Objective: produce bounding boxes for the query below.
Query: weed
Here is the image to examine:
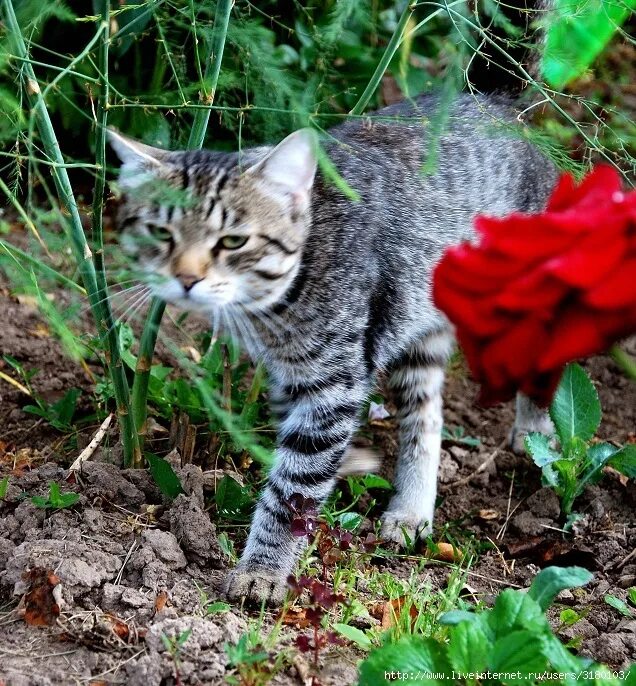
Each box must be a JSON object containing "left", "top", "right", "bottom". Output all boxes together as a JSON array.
[
  {"left": 161, "top": 628, "right": 192, "bottom": 686},
  {"left": 525, "top": 363, "right": 636, "bottom": 517},
  {"left": 358, "top": 566, "right": 624, "bottom": 685},
  {"left": 31, "top": 482, "right": 80, "bottom": 510},
  {"left": 604, "top": 594, "right": 633, "bottom": 618},
  {"left": 224, "top": 627, "right": 286, "bottom": 686},
  {"left": 2, "top": 356, "right": 81, "bottom": 433},
  {"left": 194, "top": 581, "right": 231, "bottom": 616}
]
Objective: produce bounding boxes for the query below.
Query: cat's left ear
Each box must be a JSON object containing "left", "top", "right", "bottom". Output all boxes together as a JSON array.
[
  {"left": 250, "top": 129, "right": 317, "bottom": 208},
  {"left": 107, "top": 128, "right": 170, "bottom": 190}
]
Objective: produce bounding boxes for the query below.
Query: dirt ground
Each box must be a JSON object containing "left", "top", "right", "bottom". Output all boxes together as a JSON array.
[{"left": 1, "top": 269, "right": 636, "bottom": 685}]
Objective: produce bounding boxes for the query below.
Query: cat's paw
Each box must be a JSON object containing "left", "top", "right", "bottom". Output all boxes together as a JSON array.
[
  {"left": 380, "top": 511, "right": 431, "bottom": 548},
  {"left": 223, "top": 566, "right": 289, "bottom": 606},
  {"left": 508, "top": 420, "right": 555, "bottom": 455}
]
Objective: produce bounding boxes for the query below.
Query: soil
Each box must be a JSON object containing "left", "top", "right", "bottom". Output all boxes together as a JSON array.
[{"left": 1, "top": 265, "right": 636, "bottom": 685}]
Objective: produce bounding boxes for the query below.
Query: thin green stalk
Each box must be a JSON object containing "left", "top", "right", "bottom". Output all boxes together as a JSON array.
[
  {"left": 349, "top": 2, "right": 416, "bottom": 115},
  {"left": 0, "top": 240, "right": 86, "bottom": 294},
  {"left": 187, "top": 0, "right": 233, "bottom": 149},
  {"left": 91, "top": 0, "right": 142, "bottom": 466},
  {"left": 2, "top": 0, "right": 139, "bottom": 465},
  {"left": 131, "top": 298, "right": 166, "bottom": 446},
  {"left": 129, "top": 0, "right": 234, "bottom": 450},
  {"left": 610, "top": 344, "right": 636, "bottom": 381}
]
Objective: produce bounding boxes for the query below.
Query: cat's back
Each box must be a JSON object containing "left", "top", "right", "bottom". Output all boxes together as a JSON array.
[{"left": 321, "top": 92, "right": 557, "bottom": 234}]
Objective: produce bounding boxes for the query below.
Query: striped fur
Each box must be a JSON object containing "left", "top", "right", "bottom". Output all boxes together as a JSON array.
[{"left": 110, "top": 93, "right": 558, "bottom": 605}]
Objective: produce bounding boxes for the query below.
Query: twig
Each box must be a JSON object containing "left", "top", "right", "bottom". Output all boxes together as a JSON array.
[
  {"left": 0, "top": 370, "right": 31, "bottom": 396},
  {"left": 115, "top": 539, "right": 139, "bottom": 585},
  {"left": 68, "top": 413, "right": 113, "bottom": 474}
]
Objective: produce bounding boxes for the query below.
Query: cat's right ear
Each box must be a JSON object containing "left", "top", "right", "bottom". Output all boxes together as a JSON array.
[{"left": 107, "top": 128, "right": 168, "bottom": 190}]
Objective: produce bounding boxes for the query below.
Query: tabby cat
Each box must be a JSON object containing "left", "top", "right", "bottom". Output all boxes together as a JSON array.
[{"left": 109, "top": 92, "right": 557, "bottom": 604}]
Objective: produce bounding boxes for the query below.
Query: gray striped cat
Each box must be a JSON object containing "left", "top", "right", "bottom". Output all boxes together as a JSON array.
[{"left": 109, "top": 93, "right": 557, "bottom": 604}]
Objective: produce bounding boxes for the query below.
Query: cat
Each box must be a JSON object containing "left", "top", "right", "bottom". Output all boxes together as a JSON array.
[{"left": 108, "top": 92, "right": 557, "bottom": 605}]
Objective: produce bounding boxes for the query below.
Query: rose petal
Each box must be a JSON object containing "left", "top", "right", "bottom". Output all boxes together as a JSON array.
[{"left": 584, "top": 258, "right": 636, "bottom": 308}]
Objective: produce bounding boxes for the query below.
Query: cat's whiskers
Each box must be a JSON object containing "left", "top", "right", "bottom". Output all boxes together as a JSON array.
[
  {"left": 100, "top": 286, "right": 152, "bottom": 338},
  {"left": 78, "top": 283, "right": 147, "bottom": 318}
]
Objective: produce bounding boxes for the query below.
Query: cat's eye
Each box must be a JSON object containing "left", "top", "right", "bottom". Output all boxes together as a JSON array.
[
  {"left": 146, "top": 223, "right": 173, "bottom": 243},
  {"left": 219, "top": 235, "right": 249, "bottom": 250}
]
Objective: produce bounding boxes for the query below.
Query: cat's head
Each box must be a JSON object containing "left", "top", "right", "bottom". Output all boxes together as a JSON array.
[{"left": 108, "top": 129, "right": 317, "bottom": 313}]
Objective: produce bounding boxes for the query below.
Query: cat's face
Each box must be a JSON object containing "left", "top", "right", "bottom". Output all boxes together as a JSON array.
[{"left": 108, "top": 129, "right": 316, "bottom": 313}]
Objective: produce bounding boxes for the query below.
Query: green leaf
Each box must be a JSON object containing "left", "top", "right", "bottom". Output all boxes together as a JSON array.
[
  {"left": 358, "top": 636, "right": 452, "bottom": 686},
  {"left": 337, "top": 512, "right": 363, "bottom": 531},
  {"left": 51, "top": 388, "right": 80, "bottom": 427},
  {"left": 0, "top": 476, "right": 8, "bottom": 499},
  {"left": 604, "top": 594, "right": 633, "bottom": 618},
  {"left": 587, "top": 442, "right": 618, "bottom": 467},
  {"left": 538, "top": 633, "right": 584, "bottom": 684},
  {"left": 525, "top": 433, "right": 562, "bottom": 467},
  {"left": 550, "top": 364, "right": 601, "bottom": 446},
  {"left": 332, "top": 623, "right": 373, "bottom": 651},
  {"left": 439, "top": 609, "right": 478, "bottom": 626},
  {"left": 361, "top": 474, "right": 392, "bottom": 490},
  {"left": 31, "top": 482, "right": 80, "bottom": 510},
  {"left": 447, "top": 619, "right": 490, "bottom": 673},
  {"left": 146, "top": 453, "right": 184, "bottom": 500},
  {"left": 542, "top": 0, "right": 636, "bottom": 89},
  {"left": 628, "top": 587, "right": 636, "bottom": 607},
  {"left": 488, "top": 589, "right": 547, "bottom": 639},
  {"left": 608, "top": 445, "right": 636, "bottom": 479},
  {"left": 489, "top": 630, "right": 548, "bottom": 679},
  {"left": 559, "top": 608, "right": 582, "bottom": 627},
  {"left": 215, "top": 475, "right": 254, "bottom": 522},
  {"left": 206, "top": 601, "right": 231, "bottom": 615},
  {"left": 528, "top": 566, "right": 593, "bottom": 611}
]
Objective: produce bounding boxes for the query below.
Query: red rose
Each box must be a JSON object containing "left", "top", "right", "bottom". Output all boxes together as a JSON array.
[{"left": 432, "top": 165, "right": 636, "bottom": 406}]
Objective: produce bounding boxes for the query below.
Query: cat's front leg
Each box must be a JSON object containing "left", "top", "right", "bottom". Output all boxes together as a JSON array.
[{"left": 223, "top": 367, "right": 367, "bottom": 605}]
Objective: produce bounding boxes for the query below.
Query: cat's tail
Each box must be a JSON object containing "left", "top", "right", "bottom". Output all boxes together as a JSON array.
[{"left": 467, "top": 0, "right": 553, "bottom": 94}]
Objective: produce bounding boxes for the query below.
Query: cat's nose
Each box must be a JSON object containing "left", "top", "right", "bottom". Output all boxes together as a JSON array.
[{"left": 176, "top": 273, "right": 202, "bottom": 292}]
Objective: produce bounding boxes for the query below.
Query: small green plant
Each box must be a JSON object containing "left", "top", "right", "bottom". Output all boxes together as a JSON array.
[
  {"left": 224, "top": 632, "right": 274, "bottom": 686},
  {"left": 0, "top": 476, "right": 9, "bottom": 499},
  {"left": 525, "top": 363, "right": 636, "bottom": 517},
  {"left": 604, "top": 594, "right": 633, "bottom": 618},
  {"left": 2, "top": 356, "right": 80, "bottom": 433},
  {"left": 194, "top": 581, "right": 231, "bottom": 616},
  {"left": 359, "top": 566, "right": 633, "bottom": 685},
  {"left": 442, "top": 425, "right": 481, "bottom": 448},
  {"left": 161, "top": 628, "right": 192, "bottom": 685},
  {"left": 31, "top": 482, "right": 80, "bottom": 510}
]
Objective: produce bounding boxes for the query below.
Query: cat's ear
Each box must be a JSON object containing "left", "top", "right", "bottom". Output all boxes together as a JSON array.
[
  {"left": 250, "top": 129, "right": 317, "bottom": 206},
  {"left": 107, "top": 128, "right": 168, "bottom": 189}
]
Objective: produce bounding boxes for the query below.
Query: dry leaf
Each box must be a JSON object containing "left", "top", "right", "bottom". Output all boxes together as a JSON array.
[
  {"left": 430, "top": 542, "right": 463, "bottom": 562},
  {"left": 477, "top": 509, "right": 500, "bottom": 520},
  {"left": 28, "top": 323, "right": 51, "bottom": 339},
  {"left": 105, "top": 614, "right": 130, "bottom": 640},
  {"left": 22, "top": 568, "right": 61, "bottom": 626},
  {"left": 370, "top": 596, "right": 418, "bottom": 630},
  {"left": 278, "top": 606, "right": 311, "bottom": 629},
  {"left": 154, "top": 590, "right": 169, "bottom": 613}
]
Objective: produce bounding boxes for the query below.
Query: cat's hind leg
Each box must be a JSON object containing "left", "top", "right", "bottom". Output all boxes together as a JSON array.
[
  {"left": 509, "top": 392, "right": 555, "bottom": 454},
  {"left": 380, "top": 329, "right": 454, "bottom": 546}
]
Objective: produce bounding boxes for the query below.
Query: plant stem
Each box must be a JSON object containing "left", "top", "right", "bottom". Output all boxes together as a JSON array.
[
  {"left": 610, "top": 344, "right": 636, "bottom": 381},
  {"left": 128, "top": 0, "right": 234, "bottom": 459},
  {"left": 92, "top": 0, "right": 141, "bottom": 467},
  {"left": 2, "top": 0, "right": 139, "bottom": 465},
  {"left": 131, "top": 298, "right": 166, "bottom": 448},
  {"left": 187, "top": 0, "right": 233, "bottom": 149},
  {"left": 349, "top": 2, "right": 415, "bottom": 116}
]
